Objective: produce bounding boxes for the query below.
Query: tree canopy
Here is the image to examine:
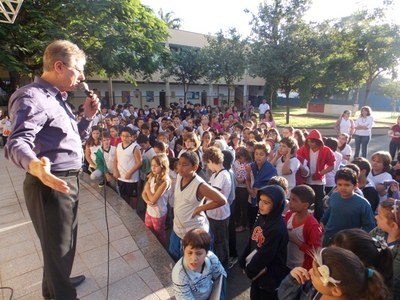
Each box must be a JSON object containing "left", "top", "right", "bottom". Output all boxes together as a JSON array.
[{"left": 0, "top": 0, "right": 169, "bottom": 95}]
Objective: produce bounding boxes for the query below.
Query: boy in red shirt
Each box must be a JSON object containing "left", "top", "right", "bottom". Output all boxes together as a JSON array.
[{"left": 285, "top": 185, "right": 322, "bottom": 270}]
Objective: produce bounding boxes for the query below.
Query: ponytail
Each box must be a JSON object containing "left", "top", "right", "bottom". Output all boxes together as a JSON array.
[{"left": 363, "top": 270, "right": 393, "bottom": 300}]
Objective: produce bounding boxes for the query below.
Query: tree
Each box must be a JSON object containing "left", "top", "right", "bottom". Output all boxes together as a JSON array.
[
  {"left": 0, "top": 0, "right": 169, "bottom": 105},
  {"left": 310, "top": 20, "right": 365, "bottom": 100},
  {"left": 380, "top": 79, "right": 400, "bottom": 113},
  {"left": 248, "top": 0, "right": 314, "bottom": 124},
  {"left": 336, "top": 10, "right": 400, "bottom": 106},
  {"left": 163, "top": 47, "right": 206, "bottom": 103},
  {"left": 202, "top": 29, "right": 247, "bottom": 107},
  {"left": 158, "top": 8, "right": 182, "bottom": 29}
]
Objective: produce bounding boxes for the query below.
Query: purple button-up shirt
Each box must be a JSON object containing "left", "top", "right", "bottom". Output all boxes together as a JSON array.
[{"left": 5, "top": 76, "right": 92, "bottom": 172}]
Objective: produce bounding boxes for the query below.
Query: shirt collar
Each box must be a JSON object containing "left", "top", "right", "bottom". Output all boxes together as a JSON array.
[{"left": 34, "top": 76, "right": 68, "bottom": 102}]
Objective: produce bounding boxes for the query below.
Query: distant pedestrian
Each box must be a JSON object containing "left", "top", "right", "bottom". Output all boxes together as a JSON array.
[{"left": 353, "top": 106, "right": 374, "bottom": 158}]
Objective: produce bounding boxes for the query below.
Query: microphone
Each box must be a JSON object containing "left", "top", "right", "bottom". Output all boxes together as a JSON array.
[
  {"left": 77, "top": 82, "right": 93, "bottom": 97},
  {"left": 78, "top": 82, "right": 101, "bottom": 116}
]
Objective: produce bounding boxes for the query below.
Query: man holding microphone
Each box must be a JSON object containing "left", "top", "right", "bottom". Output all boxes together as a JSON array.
[{"left": 5, "top": 40, "right": 100, "bottom": 300}]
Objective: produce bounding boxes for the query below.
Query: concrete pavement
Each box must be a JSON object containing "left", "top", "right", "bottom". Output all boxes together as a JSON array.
[{"left": 0, "top": 147, "right": 175, "bottom": 300}]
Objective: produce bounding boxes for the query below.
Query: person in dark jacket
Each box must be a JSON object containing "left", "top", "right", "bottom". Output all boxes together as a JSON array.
[{"left": 239, "top": 185, "right": 289, "bottom": 300}]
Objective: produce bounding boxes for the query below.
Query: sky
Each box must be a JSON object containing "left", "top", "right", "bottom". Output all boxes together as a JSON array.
[{"left": 140, "top": 0, "right": 400, "bottom": 37}]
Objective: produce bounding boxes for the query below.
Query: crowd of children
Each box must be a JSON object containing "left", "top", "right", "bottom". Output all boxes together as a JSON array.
[{"left": 79, "top": 101, "right": 400, "bottom": 300}]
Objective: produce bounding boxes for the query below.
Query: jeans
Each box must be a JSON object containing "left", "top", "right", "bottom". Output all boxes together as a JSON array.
[
  {"left": 354, "top": 134, "right": 370, "bottom": 158},
  {"left": 389, "top": 140, "right": 400, "bottom": 160}
]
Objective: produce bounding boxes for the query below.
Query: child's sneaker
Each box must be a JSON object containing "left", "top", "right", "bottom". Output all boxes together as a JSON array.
[{"left": 98, "top": 180, "right": 105, "bottom": 188}]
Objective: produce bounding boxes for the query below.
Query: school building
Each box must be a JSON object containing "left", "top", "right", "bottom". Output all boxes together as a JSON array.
[{"left": 73, "top": 28, "right": 266, "bottom": 109}]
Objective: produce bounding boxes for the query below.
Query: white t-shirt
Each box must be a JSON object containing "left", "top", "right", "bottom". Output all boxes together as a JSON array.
[
  {"left": 206, "top": 169, "right": 231, "bottom": 220},
  {"left": 326, "top": 151, "right": 343, "bottom": 188},
  {"left": 307, "top": 150, "right": 325, "bottom": 185},
  {"left": 116, "top": 142, "right": 139, "bottom": 183},
  {"left": 258, "top": 103, "right": 270, "bottom": 115},
  {"left": 367, "top": 171, "right": 393, "bottom": 202},
  {"left": 339, "top": 118, "right": 352, "bottom": 135},
  {"left": 146, "top": 177, "right": 170, "bottom": 218},
  {"left": 339, "top": 144, "right": 352, "bottom": 165},
  {"left": 97, "top": 146, "right": 116, "bottom": 173},
  {"left": 174, "top": 174, "right": 209, "bottom": 239},
  {"left": 354, "top": 116, "right": 374, "bottom": 136},
  {"left": 286, "top": 213, "right": 306, "bottom": 269},
  {"left": 276, "top": 156, "right": 300, "bottom": 193}
]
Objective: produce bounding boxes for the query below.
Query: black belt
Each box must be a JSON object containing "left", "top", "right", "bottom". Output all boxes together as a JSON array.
[{"left": 52, "top": 169, "right": 81, "bottom": 177}]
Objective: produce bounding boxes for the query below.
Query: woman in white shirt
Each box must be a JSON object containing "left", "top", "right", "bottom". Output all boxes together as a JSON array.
[
  {"left": 334, "top": 110, "right": 355, "bottom": 137},
  {"left": 353, "top": 106, "right": 374, "bottom": 158}
]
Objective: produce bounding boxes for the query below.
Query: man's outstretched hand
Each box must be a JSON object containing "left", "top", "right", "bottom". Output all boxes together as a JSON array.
[{"left": 28, "top": 157, "right": 70, "bottom": 194}]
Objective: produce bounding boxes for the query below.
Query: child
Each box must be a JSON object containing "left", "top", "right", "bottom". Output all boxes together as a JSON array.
[
  {"left": 202, "top": 147, "right": 232, "bottom": 269},
  {"left": 330, "top": 228, "right": 393, "bottom": 289},
  {"left": 113, "top": 127, "right": 142, "bottom": 208},
  {"left": 84, "top": 126, "right": 102, "bottom": 174},
  {"left": 109, "top": 125, "right": 122, "bottom": 146},
  {"left": 233, "top": 147, "right": 252, "bottom": 233},
  {"left": 137, "top": 134, "right": 156, "bottom": 185},
  {"left": 297, "top": 129, "right": 336, "bottom": 222},
  {"left": 169, "top": 151, "right": 227, "bottom": 261},
  {"left": 246, "top": 142, "right": 278, "bottom": 228},
  {"left": 320, "top": 168, "right": 376, "bottom": 246},
  {"left": 239, "top": 185, "right": 289, "bottom": 300},
  {"left": 270, "top": 136, "right": 300, "bottom": 194},
  {"left": 142, "top": 154, "right": 171, "bottom": 245},
  {"left": 285, "top": 185, "right": 322, "bottom": 270},
  {"left": 352, "top": 157, "right": 380, "bottom": 212},
  {"left": 91, "top": 132, "right": 116, "bottom": 188},
  {"left": 370, "top": 198, "right": 400, "bottom": 297},
  {"left": 323, "top": 137, "right": 343, "bottom": 194},
  {"left": 368, "top": 151, "right": 393, "bottom": 202},
  {"left": 172, "top": 228, "right": 227, "bottom": 300},
  {"left": 179, "top": 132, "right": 204, "bottom": 177},
  {"left": 278, "top": 247, "right": 392, "bottom": 300},
  {"left": 337, "top": 133, "right": 352, "bottom": 164}
]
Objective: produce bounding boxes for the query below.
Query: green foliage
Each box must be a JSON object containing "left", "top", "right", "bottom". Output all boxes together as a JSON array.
[
  {"left": 202, "top": 29, "right": 247, "bottom": 105},
  {"left": 0, "top": 0, "right": 169, "bottom": 95},
  {"left": 380, "top": 79, "right": 400, "bottom": 111},
  {"left": 313, "top": 8, "right": 400, "bottom": 105},
  {"left": 248, "top": 0, "right": 314, "bottom": 123},
  {"left": 203, "top": 29, "right": 247, "bottom": 86},
  {"left": 163, "top": 47, "right": 206, "bottom": 102}
]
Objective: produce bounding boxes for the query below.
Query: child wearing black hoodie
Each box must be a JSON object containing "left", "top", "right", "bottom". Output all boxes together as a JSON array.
[{"left": 239, "top": 185, "right": 289, "bottom": 300}]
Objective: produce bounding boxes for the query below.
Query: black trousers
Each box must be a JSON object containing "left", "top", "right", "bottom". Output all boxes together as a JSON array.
[
  {"left": 24, "top": 173, "right": 79, "bottom": 300},
  {"left": 308, "top": 184, "right": 325, "bottom": 222}
]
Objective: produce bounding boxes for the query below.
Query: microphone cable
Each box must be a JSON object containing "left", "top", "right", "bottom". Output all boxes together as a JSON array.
[
  {"left": 0, "top": 287, "right": 13, "bottom": 300},
  {"left": 97, "top": 111, "right": 111, "bottom": 300},
  {"left": 83, "top": 87, "right": 111, "bottom": 300}
]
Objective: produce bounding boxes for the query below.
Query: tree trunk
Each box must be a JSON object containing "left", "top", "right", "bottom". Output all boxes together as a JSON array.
[
  {"left": 363, "top": 78, "right": 373, "bottom": 106},
  {"left": 227, "top": 87, "right": 231, "bottom": 107},
  {"left": 108, "top": 77, "right": 114, "bottom": 106},
  {"left": 286, "top": 94, "right": 290, "bottom": 124}
]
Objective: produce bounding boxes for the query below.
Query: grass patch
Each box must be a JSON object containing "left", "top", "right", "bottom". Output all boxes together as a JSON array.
[{"left": 267, "top": 106, "right": 399, "bottom": 127}]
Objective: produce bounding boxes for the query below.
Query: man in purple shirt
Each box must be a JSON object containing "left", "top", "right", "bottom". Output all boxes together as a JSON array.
[{"left": 5, "top": 40, "right": 100, "bottom": 300}]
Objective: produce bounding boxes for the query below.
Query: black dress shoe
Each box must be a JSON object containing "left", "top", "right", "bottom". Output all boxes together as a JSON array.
[{"left": 70, "top": 275, "right": 86, "bottom": 287}]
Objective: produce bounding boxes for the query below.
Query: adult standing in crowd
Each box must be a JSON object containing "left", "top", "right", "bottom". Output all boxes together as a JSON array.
[
  {"left": 334, "top": 109, "right": 354, "bottom": 138},
  {"left": 388, "top": 115, "right": 400, "bottom": 160},
  {"left": 353, "top": 106, "right": 374, "bottom": 158},
  {"left": 258, "top": 98, "right": 270, "bottom": 121},
  {"left": 4, "top": 40, "right": 100, "bottom": 300}
]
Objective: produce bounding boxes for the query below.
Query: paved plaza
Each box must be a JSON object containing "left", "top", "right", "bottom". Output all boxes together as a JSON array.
[{"left": 0, "top": 147, "right": 175, "bottom": 300}]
